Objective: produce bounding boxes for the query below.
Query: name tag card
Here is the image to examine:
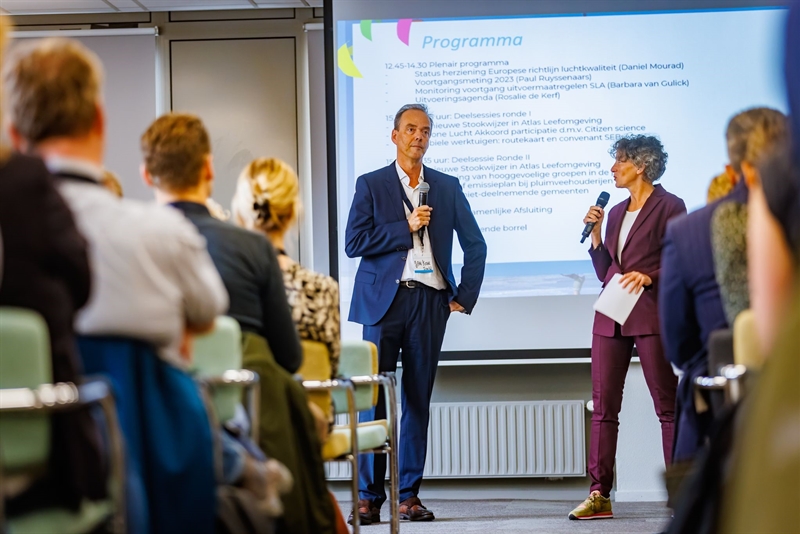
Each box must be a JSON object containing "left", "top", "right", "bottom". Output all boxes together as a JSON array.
[{"left": 413, "top": 252, "right": 434, "bottom": 274}]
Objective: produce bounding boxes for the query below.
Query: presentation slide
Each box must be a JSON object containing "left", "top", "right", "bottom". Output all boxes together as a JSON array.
[{"left": 331, "top": 4, "right": 787, "bottom": 357}]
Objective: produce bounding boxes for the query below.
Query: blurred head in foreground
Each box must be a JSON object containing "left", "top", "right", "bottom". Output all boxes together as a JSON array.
[
  {"left": 722, "top": 108, "right": 789, "bottom": 354},
  {"left": 3, "top": 38, "right": 105, "bottom": 164}
]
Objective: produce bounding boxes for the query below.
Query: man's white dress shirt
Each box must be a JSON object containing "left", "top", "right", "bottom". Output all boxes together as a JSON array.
[{"left": 396, "top": 161, "right": 447, "bottom": 290}]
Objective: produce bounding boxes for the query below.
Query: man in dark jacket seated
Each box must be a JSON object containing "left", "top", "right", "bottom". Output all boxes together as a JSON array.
[
  {"left": 659, "top": 107, "right": 789, "bottom": 462},
  {"left": 140, "top": 113, "right": 338, "bottom": 534}
]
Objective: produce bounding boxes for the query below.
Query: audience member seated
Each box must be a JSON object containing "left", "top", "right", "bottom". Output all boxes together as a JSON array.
[
  {"left": 0, "top": 17, "right": 106, "bottom": 516},
  {"left": 232, "top": 157, "right": 341, "bottom": 378},
  {"left": 721, "top": 8, "right": 800, "bottom": 529},
  {"left": 664, "top": 129, "right": 797, "bottom": 534},
  {"left": 659, "top": 107, "right": 789, "bottom": 463},
  {"left": 140, "top": 113, "right": 338, "bottom": 534},
  {"left": 140, "top": 114, "right": 301, "bottom": 372},
  {"left": 3, "top": 37, "right": 228, "bottom": 534},
  {"left": 3, "top": 39, "right": 228, "bottom": 367},
  {"left": 0, "top": 80, "right": 108, "bottom": 525},
  {"left": 0, "top": 154, "right": 109, "bottom": 514}
]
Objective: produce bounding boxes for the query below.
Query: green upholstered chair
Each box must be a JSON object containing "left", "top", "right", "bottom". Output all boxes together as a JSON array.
[
  {"left": 302, "top": 340, "right": 399, "bottom": 534},
  {"left": 0, "top": 307, "right": 125, "bottom": 534},
  {"left": 192, "top": 316, "right": 260, "bottom": 440}
]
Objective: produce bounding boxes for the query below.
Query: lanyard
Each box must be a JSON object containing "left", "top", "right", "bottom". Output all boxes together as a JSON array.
[
  {"left": 396, "top": 175, "right": 431, "bottom": 255},
  {"left": 396, "top": 175, "right": 416, "bottom": 213}
]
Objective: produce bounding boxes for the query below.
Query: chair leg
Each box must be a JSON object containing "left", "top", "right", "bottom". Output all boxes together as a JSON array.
[
  {"left": 349, "top": 454, "right": 360, "bottom": 533},
  {"left": 385, "top": 373, "right": 400, "bottom": 534},
  {"left": 389, "top": 447, "right": 399, "bottom": 534},
  {"left": 99, "top": 391, "right": 127, "bottom": 534}
]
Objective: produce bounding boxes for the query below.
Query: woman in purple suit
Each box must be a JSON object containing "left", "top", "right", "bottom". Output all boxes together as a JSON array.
[{"left": 569, "top": 135, "right": 686, "bottom": 520}]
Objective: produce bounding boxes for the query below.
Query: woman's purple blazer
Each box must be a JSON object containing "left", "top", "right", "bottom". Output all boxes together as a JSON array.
[{"left": 589, "top": 184, "right": 687, "bottom": 337}]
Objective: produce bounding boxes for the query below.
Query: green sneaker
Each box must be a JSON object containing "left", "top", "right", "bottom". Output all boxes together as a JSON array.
[{"left": 568, "top": 491, "right": 613, "bottom": 520}]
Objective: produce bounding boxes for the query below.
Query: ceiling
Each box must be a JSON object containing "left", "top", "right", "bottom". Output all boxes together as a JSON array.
[{"left": 0, "top": 0, "right": 323, "bottom": 15}]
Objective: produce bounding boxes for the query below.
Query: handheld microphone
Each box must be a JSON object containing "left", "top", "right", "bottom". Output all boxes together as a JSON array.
[
  {"left": 580, "top": 191, "right": 610, "bottom": 243},
  {"left": 418, "top": 180, "right": 430, "bottom": 242}
]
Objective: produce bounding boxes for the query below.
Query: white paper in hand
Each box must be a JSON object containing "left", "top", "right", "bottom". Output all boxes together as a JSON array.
[{"left": 593, "top": 273, "right": 644, "bottom": 325}]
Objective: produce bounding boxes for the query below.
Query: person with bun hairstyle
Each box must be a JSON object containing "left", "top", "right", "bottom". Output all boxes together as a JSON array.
[{"left": 232, "top": 157, "right": 340, "bottom": 377}]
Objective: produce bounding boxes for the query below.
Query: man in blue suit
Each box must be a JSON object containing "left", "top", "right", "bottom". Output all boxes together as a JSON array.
[
  {"left": 659, "top": 107, "right": 788, "bottom": 462},
  {"left": 345, "top": 103, "right": 486, "bottom": 524}
]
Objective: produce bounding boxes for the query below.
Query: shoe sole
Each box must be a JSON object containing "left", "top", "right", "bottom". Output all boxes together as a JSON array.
[
  {"left": 347, "top": 513, "right": 380, "bottom": 526},
  {"left": 400, "top": 513, "right": 435, "bottom": 522},
  {"left": 568, "top": 512, "right": 614, "bottom": 520}
]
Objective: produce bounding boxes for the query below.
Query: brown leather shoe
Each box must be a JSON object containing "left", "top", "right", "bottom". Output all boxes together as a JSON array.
[
  {"left": 347, "top": 499, "right": 380, "bottom": 525},
  {"left": 399, "top": 496, "right": 435, "bottom": 521}
]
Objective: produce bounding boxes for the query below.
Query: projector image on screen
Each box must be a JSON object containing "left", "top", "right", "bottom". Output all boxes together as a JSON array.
[{"left": 329, "top": 2, "right": 787, "bottom": 355}]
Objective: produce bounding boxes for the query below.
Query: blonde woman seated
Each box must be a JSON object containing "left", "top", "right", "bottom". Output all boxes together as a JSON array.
[{"left": 232, "top": 158, "right": 341, "bottom": 378}]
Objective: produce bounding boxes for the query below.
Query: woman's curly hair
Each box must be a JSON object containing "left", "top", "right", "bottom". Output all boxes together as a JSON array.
[{"left": 609, "top": 135, "right": 668, "bottom": 183}]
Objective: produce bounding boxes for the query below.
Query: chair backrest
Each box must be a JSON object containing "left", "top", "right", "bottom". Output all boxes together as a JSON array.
[
  {"left": 332, "top": 340, "right": 378, "bottom": 414},
  {"left": 192, "top": 316, "right": 242, "bottom": 423},
  {"left": 0, "top": 307, "right": 52, "bottom": 471},
  {"left": 298, "top": 340, "right": 333, "bottom": 417},
  {"left": 368, "top": 342, "right": 380, "bottom": 406},
  {"left": 734, "top": 309, "right": 763, "bottom": 370}
]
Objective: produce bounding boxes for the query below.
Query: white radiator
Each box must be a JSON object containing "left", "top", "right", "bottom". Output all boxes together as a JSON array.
[{"left": 326, "top": 401, "right": 585, "bottom": 480}]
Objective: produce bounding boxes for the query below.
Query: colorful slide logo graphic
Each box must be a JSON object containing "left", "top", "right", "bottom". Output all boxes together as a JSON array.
[
  {"left": 337, "top": 44, "right": 362, "bottom": 78},
  {"left": 338, "top": 19, "right": 415, "bottom": 78}
]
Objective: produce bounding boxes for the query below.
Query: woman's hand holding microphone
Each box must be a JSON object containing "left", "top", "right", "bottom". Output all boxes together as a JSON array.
[{"left": 583, "top": 206, "right": 606, "bottom": 249}]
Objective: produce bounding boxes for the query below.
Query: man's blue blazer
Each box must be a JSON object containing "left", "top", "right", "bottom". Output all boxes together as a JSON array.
[
  {"left": 659, "top": 180, "right": 748, "bottom": 461},
  {"left": 345, "top": 163, "right": 487, "bottom": 326}
]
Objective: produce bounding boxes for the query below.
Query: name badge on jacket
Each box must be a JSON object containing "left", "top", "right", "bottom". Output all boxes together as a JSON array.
[{"left": 413, "top": 250, "right": 434, "bottom": 274}]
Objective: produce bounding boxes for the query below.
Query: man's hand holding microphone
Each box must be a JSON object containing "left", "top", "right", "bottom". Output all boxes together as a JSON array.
[
  {"left": 407, "top": 205, "right": 432, "bottom": 233},
  {"left": 405, "top": 189, "right": 465, "bottom": 314}
]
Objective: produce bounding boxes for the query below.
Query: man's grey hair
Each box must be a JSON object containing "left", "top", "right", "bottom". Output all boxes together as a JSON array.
[
  {"left": 2, "top": 38, "right": 104, "bottom": 144},
  {"left": 393, "top": 103, "right": 433, "bottom": 131},
  {"left": 609, "top": 135, "right": 668, "bottom": 184}
]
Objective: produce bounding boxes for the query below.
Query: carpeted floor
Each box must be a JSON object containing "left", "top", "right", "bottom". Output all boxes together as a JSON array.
[{"left": 337, "top": 499, "right": 671, "bottom": 533}]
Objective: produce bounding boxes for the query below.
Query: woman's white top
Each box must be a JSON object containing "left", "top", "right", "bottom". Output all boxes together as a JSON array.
[{"left": 617, "top": 208, "right": 642, "bottom": 263}]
